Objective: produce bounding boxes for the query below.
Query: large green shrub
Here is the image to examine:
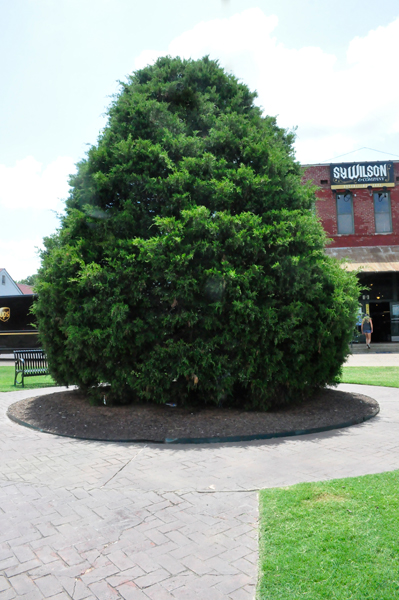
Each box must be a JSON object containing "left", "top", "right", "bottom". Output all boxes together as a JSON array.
[{"left": 34, "top": 56, "right": 359, "bottom": 408}]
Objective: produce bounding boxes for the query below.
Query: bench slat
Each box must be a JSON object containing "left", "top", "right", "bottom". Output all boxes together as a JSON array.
[{"left": 14, "top": 349, "right": 49, "bottom": 387}]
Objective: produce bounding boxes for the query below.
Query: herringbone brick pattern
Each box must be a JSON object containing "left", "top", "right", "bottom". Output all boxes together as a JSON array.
[{"left": 1, "top": 383, "right": 399, "bottom": 598}]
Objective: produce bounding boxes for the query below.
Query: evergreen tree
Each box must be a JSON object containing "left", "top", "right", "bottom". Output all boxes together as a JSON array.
[{"left": 34, "top": 56, "right": 359, "bottom": 408}]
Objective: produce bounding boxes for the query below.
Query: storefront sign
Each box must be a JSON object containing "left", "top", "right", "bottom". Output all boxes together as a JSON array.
[{"left": 330, "top": 161, "right": 394, "bottom": 189}]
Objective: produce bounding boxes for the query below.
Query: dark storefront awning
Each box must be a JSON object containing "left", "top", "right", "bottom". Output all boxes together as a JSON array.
[{"left": 325, "top": 245, "right": 399, "bottom": 272}]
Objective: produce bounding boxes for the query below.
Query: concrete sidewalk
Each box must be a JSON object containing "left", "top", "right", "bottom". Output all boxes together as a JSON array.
[
  {"left": 1, "top": 383, "right": 399, "bottom": 599},
  {"left": 345, "top": 352, "right": 399, "bottom": 366},
  {"left": 2, "top": 348, "right": 399, "bottom": 370}
]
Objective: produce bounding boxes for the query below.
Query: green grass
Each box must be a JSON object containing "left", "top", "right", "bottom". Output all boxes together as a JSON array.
[
  {"left": 258, "top": 471, "right": 399, "bottom": 599},
  {"left": 0, "top": 365, "right": 56, "bottom": 392},
  {"left": 258, "top": 366, "right": 399, "bottom": 598},
  {"left": 340, "top": 366, "right": 399, "bottom": 388},
  {"left": 1, "top": 364, "right": 396, "bottom": 392}
]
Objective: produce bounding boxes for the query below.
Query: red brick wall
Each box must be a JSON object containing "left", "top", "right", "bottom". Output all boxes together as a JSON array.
[{"left": 302, "top": 163, "right": 399, "bottom": 248}]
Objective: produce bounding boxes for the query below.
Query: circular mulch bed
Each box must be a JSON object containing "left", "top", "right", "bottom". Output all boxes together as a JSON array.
[{"left": 7, "top": 387, "right": 379, "bottom": 444}]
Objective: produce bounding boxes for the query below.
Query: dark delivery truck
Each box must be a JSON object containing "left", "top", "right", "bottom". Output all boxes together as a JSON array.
[{"left": 0, "top": 295, "right": 40, "bottom": 353}]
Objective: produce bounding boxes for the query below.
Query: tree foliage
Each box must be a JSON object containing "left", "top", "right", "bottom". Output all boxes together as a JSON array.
[
  {"left": 17, "top": 274, "right": 38, "bottom": 287},
  {"left": 34, "top": 56, "right": 359, "bottom": 408}
]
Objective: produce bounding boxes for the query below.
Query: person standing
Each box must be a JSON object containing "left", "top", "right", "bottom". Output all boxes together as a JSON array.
[{"left": 361, "top": 315, "right": 373, "bottom": 349}]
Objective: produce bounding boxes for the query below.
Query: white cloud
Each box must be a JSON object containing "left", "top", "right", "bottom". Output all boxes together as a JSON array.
[
  {"left": 133, "top": 8, "right": 399, "bottom": 164},
  {"left": 0, "top": 236, "right": 43, "bottom": 281},
  {"left": 0, "top": 156, "right": 76, "bottom": 211},
  {"left": 0, "top": 156, "right": 74, "bottom": 279},
  {"left": 347, "top": 19, "right": 399, "bottom": 67}
]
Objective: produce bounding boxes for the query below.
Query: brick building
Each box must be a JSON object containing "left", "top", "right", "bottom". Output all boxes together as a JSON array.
[{"left": 303, "top": 160, "right": 399, "bottom": 343}]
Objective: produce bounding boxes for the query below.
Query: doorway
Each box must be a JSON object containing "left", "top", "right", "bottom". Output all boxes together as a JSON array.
[{"left": 369, "top": 302, "right": 391, "bottom": 342}]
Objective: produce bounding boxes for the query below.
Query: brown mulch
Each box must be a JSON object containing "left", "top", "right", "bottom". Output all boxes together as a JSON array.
[{"left": 7, "top": 388, "right": 379, "bottom": 443}]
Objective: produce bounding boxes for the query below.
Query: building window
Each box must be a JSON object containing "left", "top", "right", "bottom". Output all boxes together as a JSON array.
[
  {"left": 374, "top": 191, "right": 392, "bottom": 233},
  {"left": 1, "top": 275, "right": 5, "bottom": 285},
  {"left": 336, "top": 192, "right": 354, "bottom": 234}
]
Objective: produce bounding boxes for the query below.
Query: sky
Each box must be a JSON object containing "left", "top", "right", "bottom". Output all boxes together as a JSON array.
[{"left": 1, "top": 0, "right": 399, "bottom": 280}]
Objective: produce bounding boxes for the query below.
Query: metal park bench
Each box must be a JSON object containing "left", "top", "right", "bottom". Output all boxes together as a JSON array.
[{"left": 14, "top": 349, "right": 49, "bottom": 387}]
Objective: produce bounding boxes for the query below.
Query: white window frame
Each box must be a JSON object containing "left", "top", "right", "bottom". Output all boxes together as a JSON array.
[
  {"left": 336, "top": 192, "right": 354, "bottom": 235},
  {"left": 373, "top": 191, "right": 392, "bottom": 234}
]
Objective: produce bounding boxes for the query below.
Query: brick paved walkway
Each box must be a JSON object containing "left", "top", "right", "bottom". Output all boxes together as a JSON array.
[{"left": 1, "top": 383, "right": 399, "bottom": 599}]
